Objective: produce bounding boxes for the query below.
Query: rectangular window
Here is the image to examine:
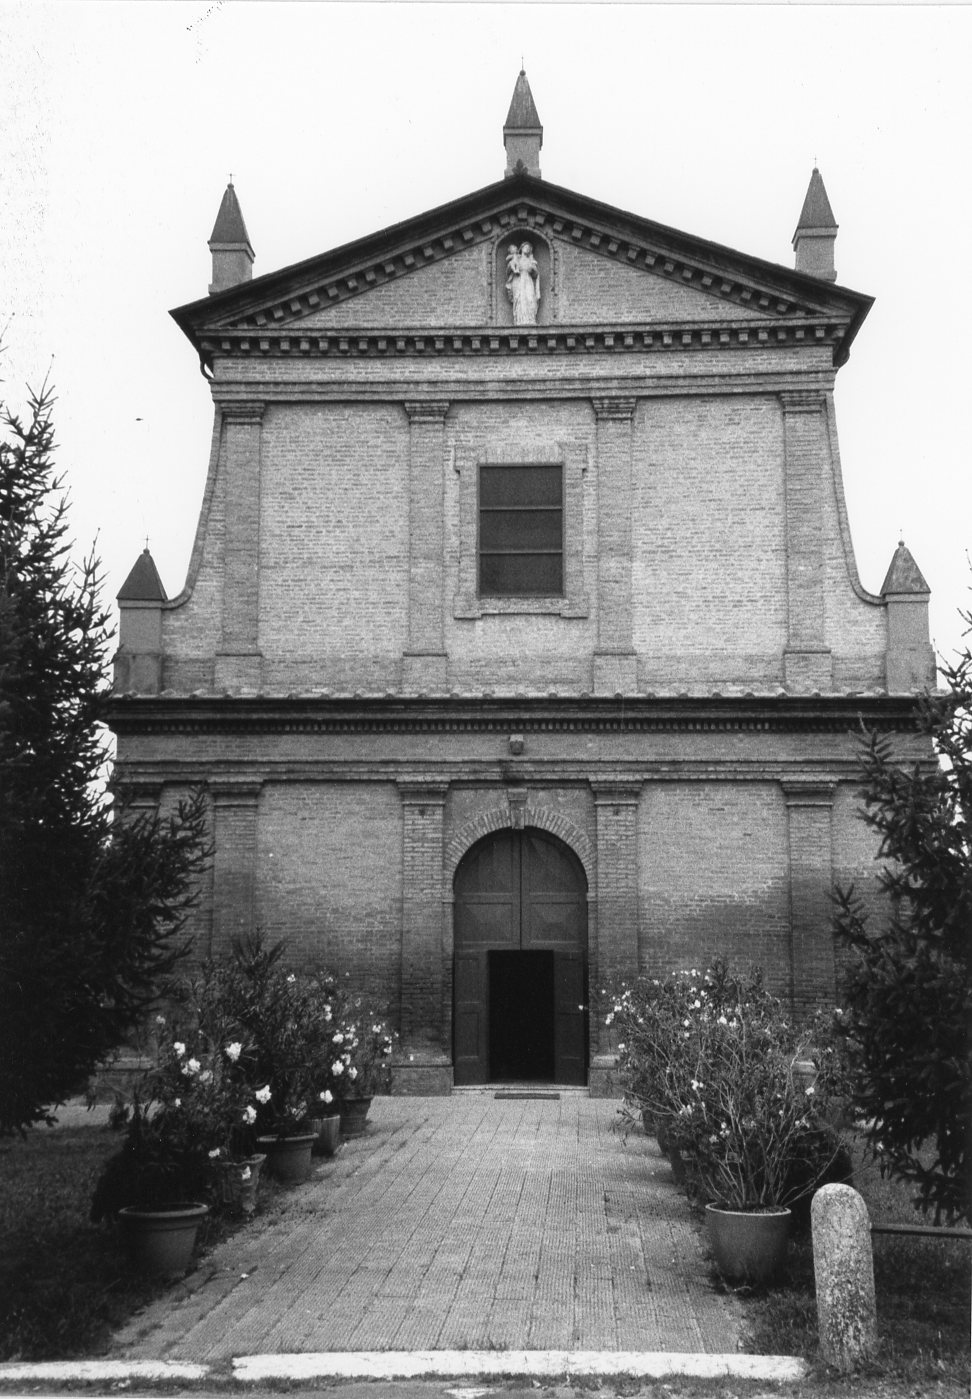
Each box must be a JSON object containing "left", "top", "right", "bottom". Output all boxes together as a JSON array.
[{"left": 478, "top": 463, "right": 563, "bottom": 596}]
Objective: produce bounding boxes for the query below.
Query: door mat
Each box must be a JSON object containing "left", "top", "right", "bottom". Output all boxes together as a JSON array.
[{"left": 494, "top": 1091, "right": 561, "bottom": 1100}]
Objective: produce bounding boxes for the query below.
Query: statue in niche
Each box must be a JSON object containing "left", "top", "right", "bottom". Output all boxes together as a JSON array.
[{"left": 505, "top": 241, "right": 540, "bottom": 325}]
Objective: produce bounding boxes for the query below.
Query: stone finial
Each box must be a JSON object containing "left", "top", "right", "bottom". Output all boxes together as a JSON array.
[
  {"left": 880, "top": 538, "right": 930, "bottom": 597},
  {"left": 115, "top": 548, "right": 167, "bottom": 694},
  {"left": 811, "top": 1184, "right": 877, "bottom": 1373},
  {"left": 118, "top": 547, "right": 168, "bottom": 603},
  {"left": 881, "top": 539, "right": 936, "bottom": 692},
  {"left": 504, "top": 69, "right": 542, "bottom": 179},
  {"left": 793, "top": 167, "right": 837, "bottom": 281},
  {"left": 208, "top": 181, "right": 255, "bottom": 295}
]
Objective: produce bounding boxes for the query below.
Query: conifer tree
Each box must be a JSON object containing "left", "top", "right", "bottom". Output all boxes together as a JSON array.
[
  {"left": 833, "top": 601, "right": 972, "bottom": 1222},
  {"left": 0, "top": 385, "right": 208, "bottom": 1134}
]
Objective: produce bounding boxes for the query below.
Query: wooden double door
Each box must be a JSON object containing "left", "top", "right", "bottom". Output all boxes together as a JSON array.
[{"left": 453, "top": 828, "right": 588, "bottom": 1086}]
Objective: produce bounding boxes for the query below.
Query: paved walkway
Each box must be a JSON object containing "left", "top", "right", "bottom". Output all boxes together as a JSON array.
[{"left": 112, "top": 1095, "right": 742, "bottom": 1362}]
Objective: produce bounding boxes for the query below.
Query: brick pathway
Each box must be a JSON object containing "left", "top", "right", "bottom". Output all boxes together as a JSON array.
[{"left": 113, "top": 1096, "right": 741, "bottom": 1360}]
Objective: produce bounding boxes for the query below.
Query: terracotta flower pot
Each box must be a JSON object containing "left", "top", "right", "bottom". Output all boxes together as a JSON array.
[
  {"left": 310, "top": 1114, "right": 342, "bottom": 1157},
  {"left": 236, "top": 1154, "right": 266, "bottom": 1214},
  {"left": 216, "top": 1154, "right": 266, "bottom": 1215},
  {"left": 705, "top": 1203, "right": 792, "bottom": 1285},
  {"left": 339, "top": 1095, "right": 373, "bottom": 1137},
  {"left": 256, "top": 1133, "right": 316, "bottom": 1183},
  {"left": 118, "top": 1202, "right": 209, "bottom": 1277}
]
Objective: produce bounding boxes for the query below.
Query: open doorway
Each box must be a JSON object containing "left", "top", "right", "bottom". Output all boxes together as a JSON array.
[{"left": 488, "top": 949, "right": 554, "bottom": 1081}]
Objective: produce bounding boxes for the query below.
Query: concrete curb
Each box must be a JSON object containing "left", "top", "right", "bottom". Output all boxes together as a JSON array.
[
  {"left": 0, "top": 1360, "right": 208, "bottom": 1382},
  {"left": 232, "top": 1351, "right": 808, "bottom": 1382},
  {"left": 0, "top": 1350, "right": 808, "bottom": 1386}
]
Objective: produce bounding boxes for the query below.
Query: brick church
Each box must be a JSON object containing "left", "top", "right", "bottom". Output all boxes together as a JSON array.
[{"left": 110, "top": 73, "right": 935, "bottom": 1094}]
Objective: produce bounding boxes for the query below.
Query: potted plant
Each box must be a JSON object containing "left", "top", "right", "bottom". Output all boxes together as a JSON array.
[
  {"left": 199, "top": 935, "right": 319, "bottom": 1182},
  {"left": 300, "top": 972, "right": 346, "bottom": 1157},
  {"left": 152, "top": 998, "right": 267, "bottom": 1214},
  {"left": 92, "top": 1102, "right": 211, "bottom": 1277},
  {"left": 613, "top": 963, "right": 843, "bottom": 1284},
  {"left": 332, "top": 986, "right": 396, "bottom": 1136},
  {"left": 91, "top": 1016, "right": 265, "bottom": 1270}
]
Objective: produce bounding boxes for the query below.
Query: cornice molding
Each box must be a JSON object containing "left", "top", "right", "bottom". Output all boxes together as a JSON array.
[
  {"left": 592, "top": 396, "right": 637, "bottom": 421},
  {"left": 198, "top": 320, "right": 846, "bottom": 364},
  {"left": 781, "top": 779, "right": 837, "bottom": 807},
  {"left": 220, "top": 400, "right": 266, "bottom": 423},
  {"left": 107, "top": 694, "right": 925, "bottom": 739},
  {"left": 112, "top": 757, "right": 929, "bottom": 789},
  {"left": 591, "top": 778, "right": 643, "bottom": 804},
  {"left": 404, "top": 400, "right": 450, "bottom": 423},
  {"left": 779, "top": 389, "right": 826, "bottom": 415},
  {"left": 397, "top": 780, "right": 450, "bottom": 804},
  {"left": 209, "top": 779, "right": 264, "bottom": 805}
]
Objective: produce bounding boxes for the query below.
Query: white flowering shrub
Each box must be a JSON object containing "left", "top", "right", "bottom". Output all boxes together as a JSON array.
[{"left": 612, "top": 962, "right": 842, "bottom": 1211}]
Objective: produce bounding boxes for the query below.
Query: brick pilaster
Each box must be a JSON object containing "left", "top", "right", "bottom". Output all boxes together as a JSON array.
[
  {"left": 402, "top": 402, "right": 449, "bottom": 692},
  {"left": 398, "top": 781, "right": 450, "bottom": 1059},
  {"left": 592, "top": 779, "right": 641, "bottom": 1056},
  {"left": 781, "top": 392, "right": 832, "bottom": 691},
  {"left": 210, "top": 780, "right": 262, "bottom": 954},
  {"left": 592, "top": 397, "right": 638, "bottom": 693},
  {"left": 783, "top": 780, "right": 836, "bottom": 1009},
  {"left": 216, "top": 402, "right": 265, "bottom": 692}
]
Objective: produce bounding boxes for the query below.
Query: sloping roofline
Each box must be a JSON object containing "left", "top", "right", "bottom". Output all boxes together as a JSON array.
[{"left": 171, "top": 171, "right": 872, "bottom": 367}]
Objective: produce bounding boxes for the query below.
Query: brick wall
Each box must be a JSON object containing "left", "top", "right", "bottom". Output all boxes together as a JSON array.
[
  {"left": 258, "top": 403, "right": 408, "bottom": 688},
  {"left": 631, "top": 395, "right": 787, "bottom": 683},
  {"left": 157, "top": 384, "right": 886, "bottom": 697},
  {"left": 299, "top": 244, "right": 490, "bottom": 328},
  {"left": 255, "top": 782, "right": 403, "bottom": 1014},
  {"left": 555, "top": 242, "right": 766, "bottom": 324},
  {"left": 637, "top": 782, "right": 791, "bottom": 995}
]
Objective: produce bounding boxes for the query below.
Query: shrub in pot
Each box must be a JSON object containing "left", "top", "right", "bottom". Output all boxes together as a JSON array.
[
  {"left": 91, "top": 1018, "right": 264, "bottom": 1267},
  {"left": 91, "top": 1098, "right": 211, "bottom": 1276},
  {"left": 330, "top": 985, "right": 396, "bottom": 1135},
  {"left": 612, "top": 962, "right": 844, "bottom": 1283}
]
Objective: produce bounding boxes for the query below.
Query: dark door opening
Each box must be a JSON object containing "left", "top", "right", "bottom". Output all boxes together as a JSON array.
[{"left": 488, "top": 949, "right": 555, "bottom": 1081}]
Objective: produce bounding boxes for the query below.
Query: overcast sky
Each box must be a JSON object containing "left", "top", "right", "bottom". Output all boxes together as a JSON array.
[{"left": 2, "top": 1, "right": 970, "bottom": 673}]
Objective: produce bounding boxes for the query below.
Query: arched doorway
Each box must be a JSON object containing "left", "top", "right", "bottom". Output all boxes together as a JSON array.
[{"left": 453, "top": 827, "right": 588, "bottom": 1086}]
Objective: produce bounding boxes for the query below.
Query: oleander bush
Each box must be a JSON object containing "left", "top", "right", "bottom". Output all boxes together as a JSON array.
[{"left": 612, "top": 962, "right": 843, "bottom": 1211}]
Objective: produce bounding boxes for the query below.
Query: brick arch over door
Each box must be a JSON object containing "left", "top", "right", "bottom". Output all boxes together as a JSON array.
[{"left": 445, "top": 805, "right": 595, "bottom": 889}]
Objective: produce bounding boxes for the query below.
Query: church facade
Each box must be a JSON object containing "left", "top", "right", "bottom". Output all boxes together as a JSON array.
[{"left": 110, "top": 75, "right": 935, "bottom": 1094}]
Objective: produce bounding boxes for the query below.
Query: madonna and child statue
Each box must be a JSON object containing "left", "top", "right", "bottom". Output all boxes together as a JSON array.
[{"left": 506, "top": 241, "right": 540, "bottom": 325}]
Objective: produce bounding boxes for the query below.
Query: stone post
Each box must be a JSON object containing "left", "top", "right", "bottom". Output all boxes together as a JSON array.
[
  {"left": 216, "top": 402, "right": 265, "bottom": 692},
  {"left": 402, "top": 401, "right": 449, "bottom": 692},
  {"left": 592, "top": 397, "right": 638, "bottom": 694},
  {"left": 812, "top": 1184, "right": 877, "bottom": 1372}
]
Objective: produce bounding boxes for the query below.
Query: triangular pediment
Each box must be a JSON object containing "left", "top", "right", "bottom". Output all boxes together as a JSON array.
[{"left": 172, "top": 174, "right": 872, "bottom": 364}]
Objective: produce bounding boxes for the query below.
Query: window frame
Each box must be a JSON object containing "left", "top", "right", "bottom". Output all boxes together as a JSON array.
[{"left": 453, "top": 442, "right": 589, "bottom": 619}]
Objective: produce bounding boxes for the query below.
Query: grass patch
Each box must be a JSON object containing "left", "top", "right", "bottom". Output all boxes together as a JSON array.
[
  {"left": 741, "top": 1135, "right": 971, "bottom": 1387},
  {"left": 0, "top": 1121, "right": 249, "bottom": 1361}
]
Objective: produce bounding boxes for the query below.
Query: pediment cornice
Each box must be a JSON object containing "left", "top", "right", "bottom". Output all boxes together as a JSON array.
[
  {"left": 196, "top": 317, "right": 850, "bottom": 365},
  {"left": 172, "top": 175, "right": 872, "bottom": 368}
]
